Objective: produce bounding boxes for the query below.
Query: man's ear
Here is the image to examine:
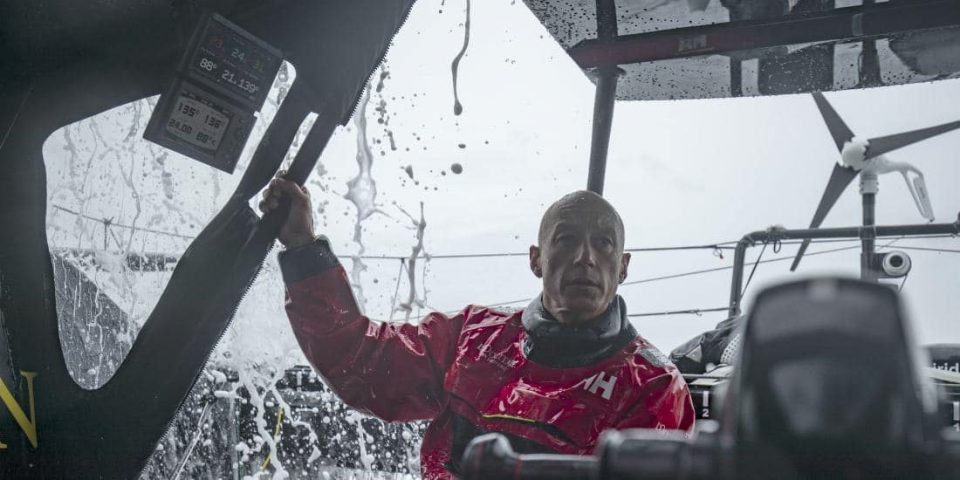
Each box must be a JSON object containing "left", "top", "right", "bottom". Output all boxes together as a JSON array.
[
  {"left": 618, "top": 252, "right": 631, "bottom": 283},
  {"left": 529, "top": 245, "right": 543, "bottom": 278}
]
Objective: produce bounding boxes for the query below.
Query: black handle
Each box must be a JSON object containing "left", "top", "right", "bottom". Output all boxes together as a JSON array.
[{"left": 461, "top": 433, "right": 597, "bottom": 480}]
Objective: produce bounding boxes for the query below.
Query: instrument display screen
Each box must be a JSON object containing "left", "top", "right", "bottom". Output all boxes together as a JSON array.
[
  {"left": 188, "top": 16, "right": 282, "bottom": 109},
  {"left": 144, "top": 14, "right": 281, "bottom": 173},
  {"left": 164, "top": 90, "right": 231, "bottom": 152}
]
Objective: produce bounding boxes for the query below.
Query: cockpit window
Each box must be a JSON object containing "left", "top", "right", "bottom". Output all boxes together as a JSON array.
[{"left": 42, "top": 62, "right": 300, "bottom": 389}]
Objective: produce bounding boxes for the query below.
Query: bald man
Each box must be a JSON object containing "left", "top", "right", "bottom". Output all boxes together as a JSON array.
[{"left": 260, "top": 184, "right": 695, "bottom": 480}]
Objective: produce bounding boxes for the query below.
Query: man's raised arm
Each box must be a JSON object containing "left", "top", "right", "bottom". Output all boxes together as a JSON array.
[{"left": 262, "top": 177, "right": 465, "bottom": 422}]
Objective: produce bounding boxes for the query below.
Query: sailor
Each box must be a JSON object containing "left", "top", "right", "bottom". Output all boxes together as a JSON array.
[{"left": 260, "top": 180, "right": 695, "bottom": 479}]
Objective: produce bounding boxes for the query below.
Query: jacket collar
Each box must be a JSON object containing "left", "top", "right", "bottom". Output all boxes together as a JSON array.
[{"left": 521, "top": 295, "right": 637, "bottom": 368}]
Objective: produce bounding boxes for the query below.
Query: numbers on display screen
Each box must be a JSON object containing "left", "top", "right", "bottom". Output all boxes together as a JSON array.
[
  {"left": 188, "top": 17, "right": 279, "bottom": 107},
  {"left": 199, "top": 57, "right": 218, "bottom": 72},
  {"left": 164, "top": 95, "right": 230, "bottom": 151},
  {"left": 166, "top": 118, "right": 193, "bottom": 135},
  {"left": 220, "top": 69, "right": 259, "bottom": 95},
  {"left": 178, "top": 102, "right": 199, "bottom": 118}
]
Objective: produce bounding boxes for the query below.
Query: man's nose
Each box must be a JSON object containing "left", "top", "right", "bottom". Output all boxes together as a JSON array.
[{"left": 574, "top": 241, "right": 597, "bottom": 266}]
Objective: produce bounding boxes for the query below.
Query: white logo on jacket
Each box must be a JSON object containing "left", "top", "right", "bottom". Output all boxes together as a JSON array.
[{"left": 576, "top": 372, "right": 617, "bottom": 400}]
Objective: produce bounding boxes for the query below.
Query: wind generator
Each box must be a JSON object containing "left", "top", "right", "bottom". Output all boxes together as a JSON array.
[{"left": 791, "top": 92, "right": 960, "bottom": 281}]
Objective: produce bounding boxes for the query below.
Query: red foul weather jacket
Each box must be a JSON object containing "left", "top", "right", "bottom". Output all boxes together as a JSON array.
[{"left": 280, "top": 238, "right": 695, "bottom": 479}]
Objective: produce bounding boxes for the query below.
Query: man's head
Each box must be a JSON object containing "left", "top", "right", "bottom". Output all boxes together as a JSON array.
[{"left": 529, "top": 191, "right": 631, "bottom": 325}]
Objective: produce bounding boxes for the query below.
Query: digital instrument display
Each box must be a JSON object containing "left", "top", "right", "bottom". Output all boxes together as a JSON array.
[
  {"left": 147, "top": 80, "right": 255, "bottom": 172},
  {"left": 188, "top": 16, "right": 282, "bottom": 109},
  {"left": 165, "top": 90, "right": 231, "bottom": 151},
  {"left": 144, "top": 14, "right": 282, "bottom": 173}
]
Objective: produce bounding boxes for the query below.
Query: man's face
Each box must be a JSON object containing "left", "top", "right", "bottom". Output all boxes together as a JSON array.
[{"left": 529, "top": 200, "right": 630, "bottom": 325}]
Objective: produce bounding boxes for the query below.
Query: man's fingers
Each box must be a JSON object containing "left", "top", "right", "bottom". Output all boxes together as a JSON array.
[
  {"left": 273, "top": 178, "right": 311, "bottom": 206},
  {"left": 258, "top": 196, "right": 280, "bottom": 212}
]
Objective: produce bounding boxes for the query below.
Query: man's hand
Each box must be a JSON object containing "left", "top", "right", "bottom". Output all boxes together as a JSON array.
[{"left": 259, "top": 176, "right": 316, "bottom": 248}]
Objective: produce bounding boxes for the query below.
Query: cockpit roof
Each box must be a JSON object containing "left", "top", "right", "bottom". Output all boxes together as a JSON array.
[{"left": 521, "top": 0, "right": 960, "bottom": 100}]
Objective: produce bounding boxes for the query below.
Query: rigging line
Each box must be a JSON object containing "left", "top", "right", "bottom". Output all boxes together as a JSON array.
[
  {"left": 620, "top": 243, "right": 867, "bottom": 287},
  {"left": 886, "top": 246, "right": 960, "bottom": 254},
  {"left": 741, "top": 240, "right": 769, "bottom": 296},
  {"left": 392, "top": 239, "right": 917, "bottom": 317},
  {"left": 348, "top": 235, "right": 956, "bottom": 261},
  {"left": 170, "top": 399, "right": 216, "bottom": 480},
  {"left": 627, "top": 306, "right": 729, "bottom": 318},
  {"left": 0, "top": 81, "right": 34, "bottom": 151},
  {"left": 388, "top": 259, "right": 405, "bottom": 321},
  {"left": 50, "top": 205, "right": 954, "bottom": 260},
  {"left": 775, "top": 234, "right": 957, "bottom": 246},
  {"left": 344, "top": 236, "right": 925, "bottom": 262},
  {"left": 622, "top": 237, "right": 903, "bottom": 289},
  {"left": 625, "top": 244, "right": 738, "bottom": 252},
  {"left": 51, "top": 204, "right": 196, "bottom": 240},
  {"left": 463, "top": 243, "right": 883, "bottom": 312},
  {"left": 344, "top": 243, "right": 740, "bottom": 261},
  {"left": 898, "top": 271, "right": 910, "bottom": 293}
]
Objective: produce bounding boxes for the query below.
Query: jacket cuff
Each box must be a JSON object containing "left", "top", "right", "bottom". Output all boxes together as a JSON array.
[{"left": 278, "top": 236, "right": 340, "bottom": 284}]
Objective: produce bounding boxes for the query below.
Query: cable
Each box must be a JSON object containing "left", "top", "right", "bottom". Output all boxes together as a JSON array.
[
  {"left": 466, "top": 239, "right": 912, "bottom": 318},
  {"left": 53, "top": 206, "right": 948, "bottom": 262},
  {"left": 898, "top": 271, "right": 910, "bottom": 293},
  {"left": 52, "top": 204, "right": 196, "bottom": 240},
  {"left": 445, "top": 243, "right": 871, "bottom": 312},
  {"left": 1, "top": 82, "right": 33, "bottom": 151},
  {"left": 169, "top": 399, "right": 216, "bottom": 480},
  {"left": 627, "top": 306, "right": 729, "bottom": 318},
  {"left": 888, "top": 246, "right": 960, "bottom": 255},
  {"left": 741, "top": 240, "right": 769, "bottom": 295},
  {"left": 345, "top": 242, "right": 739, "bottom": 261},
  {"left": 478, "top": 245, "right": 860, "bottom": 308},
  {"left": 776, "top": 234, "right": 957, "bottom": 245},
  {"left": 388, "top": 259, "right": 404, "bottom": 321},
  {"left": 625, "top": 244, "right": 739, "bottom": 252},
  {"left": 621, "top": 241, "right": 902, "bottom": 288}
]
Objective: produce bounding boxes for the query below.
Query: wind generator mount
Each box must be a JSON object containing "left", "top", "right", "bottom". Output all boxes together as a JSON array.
[{"left": 727, "top": 212, "right": 960, "bottom": 317}]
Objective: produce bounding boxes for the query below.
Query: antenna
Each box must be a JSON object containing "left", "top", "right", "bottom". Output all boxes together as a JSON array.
[{"left": 790, "top": 92, "right": 960, "bottom": 279}]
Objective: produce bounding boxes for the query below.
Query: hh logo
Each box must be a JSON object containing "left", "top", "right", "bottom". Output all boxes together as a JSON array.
[
  {"left": 0, "top": 371, "right": 38, "bottom": 450},
  {"left": 577, "top": 372, "right": 617, "bottom": 400}
]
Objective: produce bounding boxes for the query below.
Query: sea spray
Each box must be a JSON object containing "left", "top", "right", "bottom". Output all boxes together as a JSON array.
[
  {"left": 344, "top": 88, "right": 379, "bottom": 310},
  {"left": 451, "top": 0, "right": 472, "bottom": 116},
  {"left": 43, "top": 43, "right": 428, "bottom": 479},
  {"left": 393, "top": 202, "right": 429, "bottom": 322}
]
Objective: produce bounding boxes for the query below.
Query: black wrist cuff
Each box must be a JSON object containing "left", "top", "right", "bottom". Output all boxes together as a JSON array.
[{"left": 278, "top": 236, "right": 340, "bottom": 284}]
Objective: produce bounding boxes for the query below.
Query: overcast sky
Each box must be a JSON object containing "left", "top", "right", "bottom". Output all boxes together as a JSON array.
[{"left": 44, "top": 0, "right": 960, "bottom": 370}]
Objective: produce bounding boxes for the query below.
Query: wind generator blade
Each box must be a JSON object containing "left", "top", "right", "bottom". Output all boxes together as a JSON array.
[
  {"left": 790, "top": 163, "right": 859, "bottom": 271},
  {"left": 865, "top": 120, "right": 960, "bottom": 159},
  {"left": 813, "top": 92, "right": 856, "bottom": 152}
]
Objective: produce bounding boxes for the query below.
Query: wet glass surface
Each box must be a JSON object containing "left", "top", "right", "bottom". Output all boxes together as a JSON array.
[{"left": 522, "top": 0, "right": 960, "bottom": 100}]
